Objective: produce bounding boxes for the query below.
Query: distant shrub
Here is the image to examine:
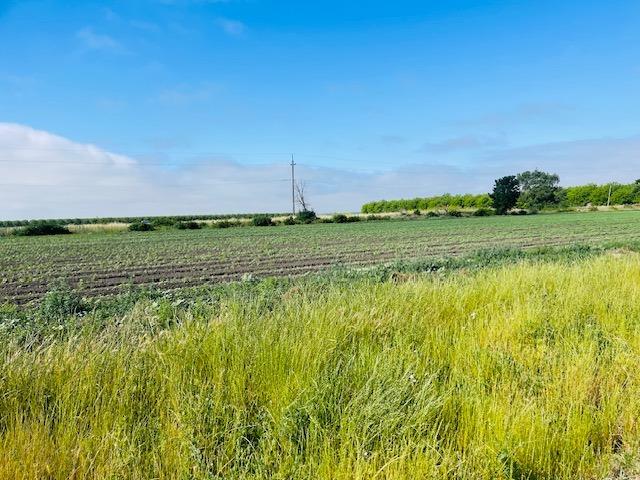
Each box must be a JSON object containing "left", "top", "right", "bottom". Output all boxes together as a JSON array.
[
  {"left": 446, "top": 209, "right": 463, "bottom": 217},
  {"left": 282, "top": 216, "right": 298, "bottom": 225},
  {"left": 472, "top": 207, "right": 495, "bottom": 217},
  {"left": 150, "top": 217, "right": 175, "bottom": 227},
  {"left": 129, "top": 222, "right": 154, "bottom": 232},
  {"left": 413, "top": 209, "right": 421, "bottom": 216},
  {"left": 215, "top": 220, "right": 232, "bottom": 228},
  {"left": 426, "top": 211, "right": 440, "bottom": 218},
  {"left": 14, "top": 222, "right": 71, "bottom": 236},
  {"left": 252, "top": 215, "right": 274, "bottom": 227},
  {"left": 333, "top": 214, "right": 348, "bottom": 223},
  {"left": 296, "top": 210, "right": 317, "bottom": 223},
  {"left": 174, "top": 221, "right": 201, "bottom": 230},
  {"left": 365, "top": 215, "right": 390, "bottom": 221}
]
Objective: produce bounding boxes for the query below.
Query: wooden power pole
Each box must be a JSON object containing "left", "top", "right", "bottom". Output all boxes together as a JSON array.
[{"left": 290, "top": 154, "right": 296, "bottom": 215}]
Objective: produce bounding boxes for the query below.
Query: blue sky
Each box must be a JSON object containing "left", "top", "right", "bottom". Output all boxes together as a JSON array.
[{"left": 1, "top": 0, "right": 639, "bottom": 218}]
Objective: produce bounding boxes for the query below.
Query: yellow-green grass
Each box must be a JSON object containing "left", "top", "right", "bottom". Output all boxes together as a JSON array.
[
  {"left": 2, "top": 253, "right": 640, "bottom": 479},
  {"left": 66, "top": 222, "right": 130, "bottom": 234}
]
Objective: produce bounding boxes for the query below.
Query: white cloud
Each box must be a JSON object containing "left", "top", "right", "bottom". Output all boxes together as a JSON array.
[
  {"left": 214, "top": 17, "right": 247, "bottom": 36},
  {"left": 76, "top": 27, "right": 125, "bottom": 53},
  {"left": 2, "top": 123, "right": 640, "bottom": 220}
]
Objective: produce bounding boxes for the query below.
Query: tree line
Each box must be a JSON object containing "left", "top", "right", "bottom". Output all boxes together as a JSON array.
[
  {"left": 361, "top": 193, "right": 493, "bottom": 213},
  {"left": 362, "top": 171, "right": 640, "bottom": 214}
]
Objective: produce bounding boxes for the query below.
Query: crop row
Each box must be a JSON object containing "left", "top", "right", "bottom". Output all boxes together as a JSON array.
[{"left": 3, "top": 211, "right": 640, "bottom": 303}]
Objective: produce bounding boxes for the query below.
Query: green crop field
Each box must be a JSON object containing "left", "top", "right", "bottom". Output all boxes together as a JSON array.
[{"left": 2, "top": 210, "right": 640, "bottom": 303}]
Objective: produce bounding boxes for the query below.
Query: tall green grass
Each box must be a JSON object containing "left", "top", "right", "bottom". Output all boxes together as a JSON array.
[{"left": 2, "top": 253, "right": 640, "bottom": 478}]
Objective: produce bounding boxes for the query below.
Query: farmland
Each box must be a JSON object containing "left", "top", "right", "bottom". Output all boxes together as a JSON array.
[
  {"left": 3, "top": 210, "right": 640, "bottom": 303},
  {"left": 3, "top": 252, "right": 640, "bottom": 478},
  {"left": 3, "top": 211, "right": 640, "bottom": 479}
]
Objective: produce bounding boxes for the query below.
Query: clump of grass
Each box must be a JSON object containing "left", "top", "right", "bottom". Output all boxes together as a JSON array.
[{"left": 2, "top": 254, "right": 640, "bottom": 478}]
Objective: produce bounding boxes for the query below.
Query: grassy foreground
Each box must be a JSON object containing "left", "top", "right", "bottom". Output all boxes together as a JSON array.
[{"left": 2, "top": 253, "right": 640, "bottom": 478}]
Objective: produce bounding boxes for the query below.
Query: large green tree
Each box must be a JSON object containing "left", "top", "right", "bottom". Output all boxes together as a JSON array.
[
  {"left": 490, "top": 176, "right": 520, "bottom": 214},
  {"left": 516, "top": 170, "right": 561, "bottom": 209}
]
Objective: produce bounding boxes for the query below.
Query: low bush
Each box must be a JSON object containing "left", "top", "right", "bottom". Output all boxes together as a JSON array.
[
  {"left": 174, "top": 221, "right": 201, "bottom": 230},
  {"left": 282, "top": 216, "right": 299, "bottom": 225},
  {"left": 472, "top": 207, "right": 495, "bottom": 217},
  {"left": 14, "top": 222, "right": 71, "bottom": 236},
  {"left": 150, "top": 217, "right": 176, "bottom": 227},
  {"left": 333, "top": 214, "right": 361, "bottom": 223},
  {"left": 296, "top": 210, "right": 317, "bottom": 223},
  {"left": 446, "top": 209, "right": 463, "bottom": 217},
  {"left": 129, "top": 222, "right": 154, "bottom": 232},
  {"left": 252, "top": 215, "right": 274, "bottom": 227}
]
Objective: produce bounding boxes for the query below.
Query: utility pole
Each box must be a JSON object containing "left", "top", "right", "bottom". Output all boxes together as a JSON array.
[{"left": 290, "top": 154, "right": 296, "bottom": 216}]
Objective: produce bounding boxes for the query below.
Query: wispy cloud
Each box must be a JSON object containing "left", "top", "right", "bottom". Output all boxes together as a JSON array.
[
  {"left": 103, "top": 7, "right": 119, "bottom": 22},
  {"left": 155, "top": 83, "right": 221, "bottom": 106},
  {"left": 215, "top": 17, "right": 247, "bottom": 36},
  {"left": 0, "top": 73, "right": 37, "bottom": 97},
  {"left": 458, "top": 102, "right": 574, "bottom": 128},
  {"left": 420, "top": 135, "right": 506, "bottom": 154},
  {"left": 480, "top": 135, "right": 640, "bottom": 185},
  {"left": 76, "top": 27, "right": 126, "bottom": 53},
  {"left": 379, "top": 135, "right": 407, "bottom": 145},
  {"left": 130, "top": 20, "right": 161, "bottom": 32},
  {"left": 96, "top": 98, "right": 127, "bottom": 111}
]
